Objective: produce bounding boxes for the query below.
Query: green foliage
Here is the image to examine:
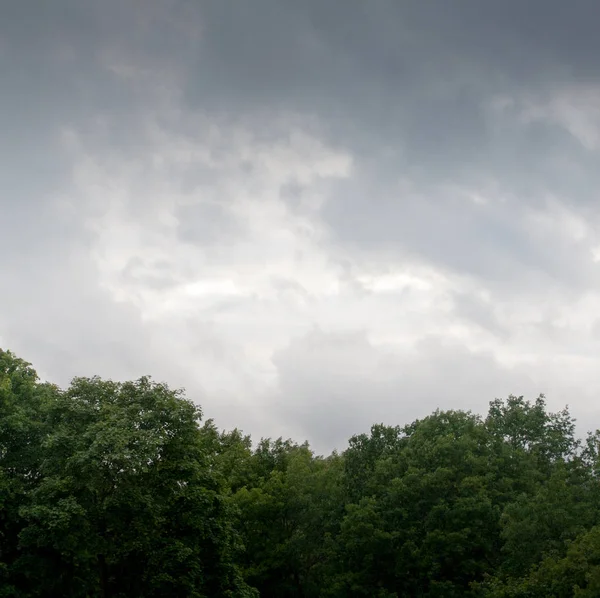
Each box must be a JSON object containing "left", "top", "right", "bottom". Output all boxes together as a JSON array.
[
  {"left": 232, "top": 440, "right": 344, "bottom": 597},
  {"left": 328, "top": 411, "right": 500, "bottom": 597},
  {"left": 0, "top": 351, "right": 255, "bottom": 598},
  {"left": 2, "top": 348, "right": 599, "bottom": 597},
  {"left": 481, "top": 526, "right": 600, "bottom": 598}
]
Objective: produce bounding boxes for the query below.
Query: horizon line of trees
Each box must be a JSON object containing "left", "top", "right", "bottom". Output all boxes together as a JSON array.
[{"left": 2, "top": 347, "right": 600, "bottom": 597}]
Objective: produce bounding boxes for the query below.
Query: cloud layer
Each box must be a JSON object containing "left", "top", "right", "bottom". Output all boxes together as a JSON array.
[{"left": 3, "top": 1, "right": 600, "bottom": 452}]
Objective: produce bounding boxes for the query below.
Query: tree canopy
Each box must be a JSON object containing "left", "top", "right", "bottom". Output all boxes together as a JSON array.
[{"left": 1, "top": 348, "right": 600, "bottom": 597}]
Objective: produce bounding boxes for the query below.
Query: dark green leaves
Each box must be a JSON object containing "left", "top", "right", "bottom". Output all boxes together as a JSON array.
[{"left": 1, "top": 348, "right": 597, "bottom": 598}]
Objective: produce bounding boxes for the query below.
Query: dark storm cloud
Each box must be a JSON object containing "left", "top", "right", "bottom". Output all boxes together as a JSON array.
[
  {"left": 6, "top": 0, "right": 600, "bottom": 152},
  {"left": 190, "top": 0, "right": 600, "bottom": 144},
  {"left": 5, "top": 0, "right": 599, "bottom": 189},
  {"left": 1, "top": 0, "right": 201, "bottom": 180}
]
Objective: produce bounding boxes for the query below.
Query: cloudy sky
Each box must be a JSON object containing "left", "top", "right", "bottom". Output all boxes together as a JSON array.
[{"left": 3, "top": 1, "right": 600, "bottom": 453}]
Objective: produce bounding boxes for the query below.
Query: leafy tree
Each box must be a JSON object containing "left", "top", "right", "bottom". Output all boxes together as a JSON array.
[
  {"left": 482, "top": 526, "right": 600, "bottom": 598},
  {"left": 498, "top": 461, "right": 600, "bottom": 578},
  {"left": 8, "top": 371, "right": 256, "bottom": 597},
  {"left": 331, "top": 411, "right": 498, "bottom": 597},
  {"left": 3, "top": 348, "right": 598, "bottom": 598},
  {"left": 232, "top": 439, "right": 344, "bottom": 597},
  {"left": 343, "top": 423, "right": 405, "bottom": 503},
  {"left": 0, "top": 350, "right": 55, "bottom": 597}
]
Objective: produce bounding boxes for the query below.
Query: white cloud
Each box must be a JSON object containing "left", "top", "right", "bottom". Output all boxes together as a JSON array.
[
  {"left": 47, "top": 111, "right": 600, "bottom": 449},
  {"left": 56, "top": 114, "right": 357, "bottom": 429}
]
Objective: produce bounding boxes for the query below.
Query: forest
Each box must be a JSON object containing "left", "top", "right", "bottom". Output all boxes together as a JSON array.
[{"left": 2, "top": 347, "right": 600, "bottom": 597}]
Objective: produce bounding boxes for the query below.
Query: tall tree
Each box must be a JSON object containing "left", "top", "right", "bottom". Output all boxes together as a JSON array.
[
  {"left": 13, "top": 373, "right": 255, "bottom": 597},
  {"left": 0, "top": 350, "right": 54, "bottom": 597}
]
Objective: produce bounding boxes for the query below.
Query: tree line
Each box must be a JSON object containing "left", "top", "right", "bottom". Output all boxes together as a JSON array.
[{"left": 2, "top": 348, "right": 600, "bottom": 597}]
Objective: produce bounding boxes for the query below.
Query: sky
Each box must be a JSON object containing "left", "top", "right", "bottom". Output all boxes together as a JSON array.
[{"left": 2, "top": 1, "right": 600, "bottom": 453}]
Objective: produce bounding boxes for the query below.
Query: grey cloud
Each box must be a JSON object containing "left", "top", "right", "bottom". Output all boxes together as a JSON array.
[
  {"left": 2, "top": 0, "right": 202, "bottom": 182},
  {"left": 591, "top": 319, "right": 600, "bottom": 340},
  {"left": 322, "top": 182, "right": 600, "bottom": 290},
  {"left": 175, "top": 200, "right": 243, "bottom": 246},
  {"left": 269, "top": 328, "right": 536, "bottom": 453},
  {"left": 120, "top": 257, "right": 183, "bottom": 291},
  {"left": 450, "top": 291, "right": 509, "bottom": 340},
  {"left": 190, "top": 1, "right": 600, "bottom": 147},
  {"left": 6, "top": 0, "right": 599, "bottom": 197},
  {"left": 4, "top": 0, "right": 600, "bottom": 452},
  {"left": 0, "top": 235, "right": 244, "bottom": 424},
  {"left": 0, "top": 251, "right": 158, "bottom": 386},
  {"left": 184, "top": 0, "right": 600, "bottom": 291}
]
